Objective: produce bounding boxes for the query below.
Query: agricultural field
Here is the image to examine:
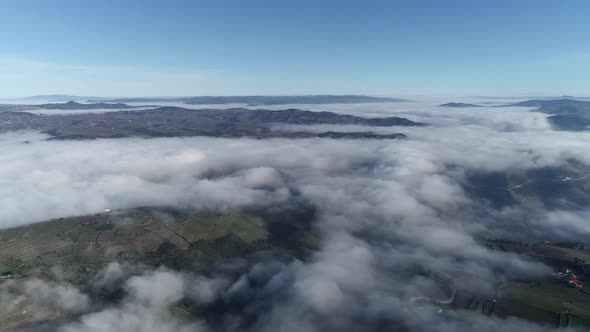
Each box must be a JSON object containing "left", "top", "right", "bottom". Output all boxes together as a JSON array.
[
  {"left": 469, "top": 239, "right": 590, "bottom": 328},
  {"left": 494, "top": 280, "right": 590, "bottom": 328},
  {"left": 0, "top": 208, "right": 317, "bottom": 331},
  {"left": 437, "top": 273, "right": 590, "bottom": 328}
]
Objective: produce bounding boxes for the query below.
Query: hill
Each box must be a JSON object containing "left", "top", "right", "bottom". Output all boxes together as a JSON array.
[
  {"left": 185, "top": 107, "right": 422, "bottom": 126},
  {"left": 0, "top": 107, "right": 422, "bottom": 140},
  {"left": 36, "top": 101, "right": 138, "bottom": 110},
  {"left": 439, "top": 102, "right": 482, "bottom": 108}
]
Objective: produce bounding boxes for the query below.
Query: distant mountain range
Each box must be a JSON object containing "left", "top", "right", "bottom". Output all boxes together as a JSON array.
[
  {"left": 465, "top": 95, "right": 590, "bottom": 101},
  {"left": 511, "top": 99, "right": 590, "bottom": 131},
  {"left": 0, "top": 101, "right": 150, "bottom": 112},
  {"left": 22, "top": 95, "right": 104, "bottom": 102},
  {"left": 438, "top": 98, "right": 590, "bottom": 131},
  {"left": 186, "top": 95, "right": 408, "bottom": 105},
  {"left": 89, "top": 95, "right": 409, "bottom": 105},
  {"left": 509, "top": 98, "right": 590, "bottom": 109}
]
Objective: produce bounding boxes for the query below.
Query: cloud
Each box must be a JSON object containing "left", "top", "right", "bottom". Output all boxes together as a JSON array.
[
  {"left": 3, "top": 279, "right": 89, "bottom": 313},
  {"left": 62, "top": 269, "right": 206, "bottom": 332},
  {"left": 2, "top": 101, "right": 590, "bottom": 331}
]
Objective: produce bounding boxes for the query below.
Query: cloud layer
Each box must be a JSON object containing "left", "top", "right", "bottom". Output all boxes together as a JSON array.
[{"left": 3, "top": 101, "right": 590, "bottom": 331}]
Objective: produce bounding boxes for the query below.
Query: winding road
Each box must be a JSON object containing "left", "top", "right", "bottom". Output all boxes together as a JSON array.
[{"left": 410, "top": 276, "right": 456, "bottom": 305}]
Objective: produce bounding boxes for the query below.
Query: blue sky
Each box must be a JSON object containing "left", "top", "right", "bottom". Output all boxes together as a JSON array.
[{"left": 1, "top": 0, "right": 589, "bottom": 98}]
